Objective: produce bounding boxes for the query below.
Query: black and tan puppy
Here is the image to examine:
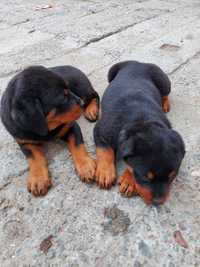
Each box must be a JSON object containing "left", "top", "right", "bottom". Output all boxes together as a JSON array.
[
  {"left": 94, "top": 61, "right": 185, "bottom": 205},
  {"left": 0, "top": 65, "right": 99, "bottom": 196}
]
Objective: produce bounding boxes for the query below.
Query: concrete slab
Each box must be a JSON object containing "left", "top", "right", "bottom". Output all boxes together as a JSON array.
[{"left": 0, "top": 0, "right": 200, "bottom": 266}]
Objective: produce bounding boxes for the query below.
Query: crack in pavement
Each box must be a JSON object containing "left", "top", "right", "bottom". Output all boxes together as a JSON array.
[
  {"left": 169, "top": 50, "right": 200, "bottom": 75},
  {"left": 83, "top": 11, "right": 169, "bottom": 47}
]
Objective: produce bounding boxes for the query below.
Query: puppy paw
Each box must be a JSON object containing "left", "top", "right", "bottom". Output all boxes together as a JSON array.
[
  {"left": 95, "top": 162, "right": 116, "bottom": 189},
  {"left": 162, "top": 96, "right": 170, "bottom": 113},
  {"left": 75, "top": 156, "right": 96, "bottom": 183},
  {"left": 27, "top": 175, "right": 52, "bottom": 196},
  {"left": 119, "top": 169, "right": 137, "bottom": 197},
  {"left": 84, "top": 98, "right": 99, "bottom": 122}
]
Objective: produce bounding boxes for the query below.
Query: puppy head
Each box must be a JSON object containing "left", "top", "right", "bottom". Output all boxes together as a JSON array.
[
  {"left": 119, "top": 122, "right": 185, "bottom": 205},
  {"left": 11, "top": 66, "right": 82, "bottom": 135},
  {"left": 108, "top": 61, "right": 138, "bottom": 82}
]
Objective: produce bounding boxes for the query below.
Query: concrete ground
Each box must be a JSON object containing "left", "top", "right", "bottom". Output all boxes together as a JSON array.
[{"left": 0, "top": 0, "right": 200, "bottom": 266}]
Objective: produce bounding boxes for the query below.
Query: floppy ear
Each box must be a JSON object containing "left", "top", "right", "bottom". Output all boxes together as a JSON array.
[
  {"left": 11, "top": 98, "right": 48, "bottom": 136},
  {"left": 169, "top": 129, "right": 185, "bottom": 155},
  {"left": 118, "top": 128, "right": 151, "bottom": 159},
  {"left": 118, "top": 129, "right": 135, "bottom": 159}
]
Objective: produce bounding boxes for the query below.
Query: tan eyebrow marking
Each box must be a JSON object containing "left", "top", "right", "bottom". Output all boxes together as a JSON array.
[{"left": 147, "top": 171, "right": 155, "bottom": 180}]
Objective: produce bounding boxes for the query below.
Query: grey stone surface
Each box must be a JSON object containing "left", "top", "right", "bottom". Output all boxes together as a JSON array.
[{"left": 0, "top": 0, "right": 200, "bottom": 266}]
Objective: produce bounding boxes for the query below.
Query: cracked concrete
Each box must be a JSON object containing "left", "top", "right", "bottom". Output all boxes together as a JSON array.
[{"left": 0, "top": 0, "right": 200, "bottom": 266}]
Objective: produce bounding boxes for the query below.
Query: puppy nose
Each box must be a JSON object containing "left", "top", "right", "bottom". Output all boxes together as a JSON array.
[{"left": 152, "top": 198, "right": 165, "bottom": 206}]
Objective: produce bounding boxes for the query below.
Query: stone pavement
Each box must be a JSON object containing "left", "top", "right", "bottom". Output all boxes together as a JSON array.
[{"left": 0, "top": 0, "right": 200, "bottom": 266}]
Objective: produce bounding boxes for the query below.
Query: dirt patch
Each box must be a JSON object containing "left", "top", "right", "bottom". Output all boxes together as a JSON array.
[{"left": 102, "top": 204, "right": 131, "bottom": 235}]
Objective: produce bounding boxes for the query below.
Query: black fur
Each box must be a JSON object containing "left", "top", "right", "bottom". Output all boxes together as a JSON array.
[
  {"left": 50, "top": 66, "right": 99, "bottom": 108},
  {"left": 94, "top": 61, "right": 185, "bottom": 204},
  {"left": 1, "top": 65, "right": 99, "bottom": 142}
]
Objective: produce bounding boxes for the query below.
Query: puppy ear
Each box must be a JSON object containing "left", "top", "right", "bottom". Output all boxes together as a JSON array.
[
  {"left": 118, "top": 128, "right": 151, "bottom": 159},
  {"left": 11, "top": 98, "right": 48, "bottom": 136},
  {"left": 169, "top": 129, "right": 185, "bottom": 155}
]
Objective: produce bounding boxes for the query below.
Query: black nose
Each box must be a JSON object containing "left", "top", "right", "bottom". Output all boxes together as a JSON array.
[{"left": 152, "top": 198, "right": 165, "bottom": 206}]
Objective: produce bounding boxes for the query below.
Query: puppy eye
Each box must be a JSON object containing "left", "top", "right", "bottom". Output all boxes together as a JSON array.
[{"left": 147, "top": 171, "right": 155, "bottom": 180}]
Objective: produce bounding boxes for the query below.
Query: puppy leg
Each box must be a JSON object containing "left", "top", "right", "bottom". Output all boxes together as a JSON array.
[
  {"left": 95, "top": 147, "right": 116, "bottom": 189},
  {"left": 148, "top": 64, "right": 171, "bottom": 113},
  {"left": 49, "top": 66, "right": 99, "bottom": 122},
  {"left": 19, "top": 143, "right": 52, "bottom": 196},
  {"left": 83, "top": 97, "right": 99, "bottom": 122},
  {"left": 119, "top": 168, "right": 137, "bottom": 197},
  {"left": 149, "top": 63, "right": 171, "bottom": 96},
  {"left": 162, "top": 96, "right": 170, "bottom": 113},
  {"left": 60, "top": 123, "right": 96, "bottom": 182}
]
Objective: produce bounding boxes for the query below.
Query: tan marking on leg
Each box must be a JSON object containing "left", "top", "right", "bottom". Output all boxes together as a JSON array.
[
  {"left": 119, "top": 168, "right": 137, "bottom": 197},
  {"left": 95, "top": 147, "right": 116, "bottom": 189},
  {"left": 26, "top": 144, "right": 52, "bottom": 196},
  {"left": 162, "top": 96, "right": 170, "bottom": 113},
  {"left": 56, "top": 124, "right": 71, "bottom": 139},
  {"left": 16, "top": 139, "right": 41, "bottom": 145},
  {"left": 84, "top": 98, "right": 99, "bottom": 122},
  {"left": 67, "top": 136, "right": 96, "bottom": 182}
]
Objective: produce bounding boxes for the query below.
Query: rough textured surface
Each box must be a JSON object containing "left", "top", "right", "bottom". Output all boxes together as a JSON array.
[{"left": 0, "top": 0, "right": 200, "bottom": 266}]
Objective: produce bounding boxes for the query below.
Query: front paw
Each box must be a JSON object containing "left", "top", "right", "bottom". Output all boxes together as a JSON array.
[
  {"left": 75, "top": 156, "right": 96, "bottom": 183},
  {"left": 95, "top": 162, "right": 116, "bottom": 189},
  {"left": 119, "top": 170, "right": 137, "bottom": 197},
  {"left": 27, "top": 175, "right": 52, "bottom": 196}
]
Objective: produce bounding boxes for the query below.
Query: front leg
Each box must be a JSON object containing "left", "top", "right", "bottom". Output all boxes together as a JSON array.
[
  {"left": 60, "top": 123, "right": 96, "bottom": 183},
  {"left": 95, "top": 147, "right": 116, "bottom": 189},
  {"left": 19, "top": 142, "right": 52, "bottom": 196},
  {"left": 119, "top": 168, "right": 137, "bottom": 197}
]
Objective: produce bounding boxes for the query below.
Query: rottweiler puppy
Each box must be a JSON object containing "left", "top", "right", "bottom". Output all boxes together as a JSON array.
[
  {"left": 0, "top": 65, "right": 99, "bottom": 196},
  {"left": 94, "top": 61, "right": 185, "bottom": 205}
]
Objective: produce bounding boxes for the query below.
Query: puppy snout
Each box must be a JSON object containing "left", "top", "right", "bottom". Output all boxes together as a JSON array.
[{"left": 152, "top": 198, "right": 166, "bottom": 206}]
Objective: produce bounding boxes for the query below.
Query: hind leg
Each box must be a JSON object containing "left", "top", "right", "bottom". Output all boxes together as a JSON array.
[
  {"left": 83, "top": 97, "right": 99, "bottom": 122},
  {"left": 148, "top": 64, "right": 171, "bottom": 113},
  {"left": 50, "top": 66, "right": 100, "bottom": 122},
  {"left": 162, "top": 96, "right": 170, "bottom": 113}
]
